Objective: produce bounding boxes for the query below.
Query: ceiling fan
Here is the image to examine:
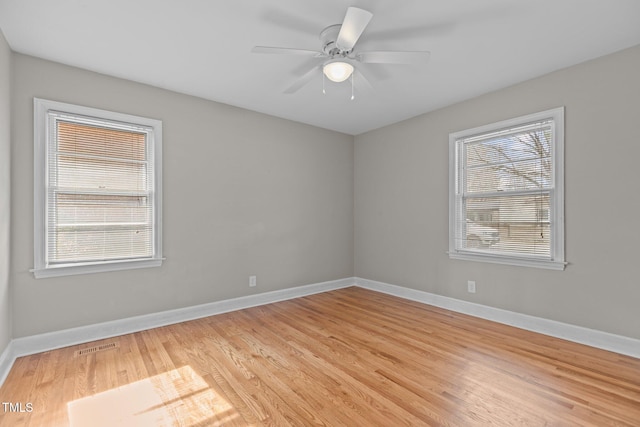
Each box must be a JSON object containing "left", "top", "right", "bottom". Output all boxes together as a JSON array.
[{"left": 252, "top": 6, "right": 431, "bottom": 95}]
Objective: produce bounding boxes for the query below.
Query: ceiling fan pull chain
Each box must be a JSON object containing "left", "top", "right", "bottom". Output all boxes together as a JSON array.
[
  {"left": 351, "top": 73, "right": 355, "bottom": 100},
  {"left": 322, "top": 72, "right": 326, "bottom": 95}
]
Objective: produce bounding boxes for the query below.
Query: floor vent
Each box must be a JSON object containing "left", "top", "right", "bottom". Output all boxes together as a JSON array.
[{"left": 75, "top": 342, "right": 119, "bottom": 357}]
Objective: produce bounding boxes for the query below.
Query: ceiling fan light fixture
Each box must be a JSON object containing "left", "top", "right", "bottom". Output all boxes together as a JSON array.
[{"left": 323, "top": 61, "right": 354, "bottom": 83}]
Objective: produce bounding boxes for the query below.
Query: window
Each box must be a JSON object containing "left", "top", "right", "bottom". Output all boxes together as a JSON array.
[
  {"left": 449, "top": 107, "right": 565, "bottom": 270},
  {"left": 33, "top": 98, "right": 163, "bottom": 278}
]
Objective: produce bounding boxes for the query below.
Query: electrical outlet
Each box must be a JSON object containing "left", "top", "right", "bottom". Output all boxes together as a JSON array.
[
  {"left": 467, "top": 280, "right": 476, "bottom": 293},
  {"left": 249, "top": 275, "right": 257, "bottom": 287}
]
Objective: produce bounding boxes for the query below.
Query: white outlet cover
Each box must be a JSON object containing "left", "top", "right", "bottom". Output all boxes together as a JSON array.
[{"left": 467, "top": 281, "right": 476, "bottom": 293}]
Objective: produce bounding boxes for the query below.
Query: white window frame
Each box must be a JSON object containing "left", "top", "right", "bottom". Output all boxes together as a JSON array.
[
  {"left": 448, "top": 107, "right": 566, "bottom": 270},
  {"left": 33, "top": 98, "right": 163, "bottom": 278}
]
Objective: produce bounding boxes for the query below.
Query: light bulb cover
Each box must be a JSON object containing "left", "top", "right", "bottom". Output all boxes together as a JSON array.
[{"left": 323, "top": 61, "right": 354, "bottom": 83}]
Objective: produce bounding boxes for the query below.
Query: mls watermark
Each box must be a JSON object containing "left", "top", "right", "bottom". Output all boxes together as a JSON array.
[{"left": 2, "top": 402, "right": 33, "bottom": 413}]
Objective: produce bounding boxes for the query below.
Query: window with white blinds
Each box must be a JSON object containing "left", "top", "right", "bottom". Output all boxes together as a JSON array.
[
  {"left": 448, "top": 107, "right": 565, "bottom": 270},
  {"left": 33, "top": 99, "right": 163, "bottom": 278}
]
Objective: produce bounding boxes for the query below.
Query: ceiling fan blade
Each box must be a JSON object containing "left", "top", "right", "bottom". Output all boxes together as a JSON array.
[
  {"left": 252, "top": 46, "right": 323, "bottom": 57},
  {"left": 365, "top": 22, "right": 455, "bottom": 43},
  {"left": 336, "top": 7, "right": 373, "bottom": 51},
  {"left": 356, "top": 51, "right": 431, "bottom": 65},
  {"left": 284, "top": 65, "right": 322, "bottom": 94},
  {"left": 354, "top": 68, "right": 373, "bottom": 91}
]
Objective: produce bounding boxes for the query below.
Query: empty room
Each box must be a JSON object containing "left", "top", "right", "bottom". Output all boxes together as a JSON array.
[{"left": 1, "top": 0, "right": 639, "bottom": 425}]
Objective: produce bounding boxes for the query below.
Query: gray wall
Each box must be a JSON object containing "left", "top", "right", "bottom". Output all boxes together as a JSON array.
[
  {"left": 355, "top": 44, "right": 640, "bottom": 340},
  {"left": 0, "top": 31, "right": 11, "bottom": 354},
  {"left": 11, "top": 54, "right": 354, "bottom": 338},
  {"left": 7, "top": 43, "right": 640, "bottom": 343}
]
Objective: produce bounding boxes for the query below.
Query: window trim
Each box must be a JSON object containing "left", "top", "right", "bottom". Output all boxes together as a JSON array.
[
  {"left": 33, "top": 98, "right": 163, "bottom": 278},
  {"left": 448, "top": 107, "right": 566, "bottom": 270}
]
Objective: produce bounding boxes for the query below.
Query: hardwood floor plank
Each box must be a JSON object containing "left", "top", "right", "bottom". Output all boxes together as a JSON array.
[
  {"left": 260, "top": 301, "right": 464, "bottom": 426},
  {"left": 1, "top": 287, "right": 639, "bottom": 426},
  {"left": 291, "top": 297, "right": 554, "bottom": 425},
  {"left": 208, "top": 316, "right": 332, "bottom": 426},
  {"left": 235, "top": 310, "right": 417, "bottom": 426}
]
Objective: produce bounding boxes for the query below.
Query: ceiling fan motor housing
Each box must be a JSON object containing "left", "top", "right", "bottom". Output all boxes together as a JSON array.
[{"left": 320, "top": 24, "right": 349, "bottom": 57}]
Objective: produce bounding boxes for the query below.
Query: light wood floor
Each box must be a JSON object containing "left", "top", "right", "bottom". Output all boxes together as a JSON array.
[{"left": 1, "top": 287, "right": 639, "bottom": 426}]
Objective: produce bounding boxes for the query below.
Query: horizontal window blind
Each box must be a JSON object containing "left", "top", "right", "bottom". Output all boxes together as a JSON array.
[
  {"left": 47, "top": 118, "right": 154, "bottom": 265},
  {"left": 455, "top": 119, "right": 554, "bottom": 258}
]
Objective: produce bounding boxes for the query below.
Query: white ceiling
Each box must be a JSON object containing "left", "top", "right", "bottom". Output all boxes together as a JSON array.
[{"left": 1, "top": 0, "right": 639, "bottom": 135}]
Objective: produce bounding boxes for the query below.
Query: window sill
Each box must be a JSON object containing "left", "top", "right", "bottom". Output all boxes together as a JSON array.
[
  {"left": 448, "top": 251, "right": 566, "bottom": 270},
  {"left": 32, "top": 258, "right": 164, "bottom": 279}
]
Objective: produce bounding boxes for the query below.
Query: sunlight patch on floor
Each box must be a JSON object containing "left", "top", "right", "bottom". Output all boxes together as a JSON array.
[{"left": 68, "top": 365, "right": 239, "bottom": 426}]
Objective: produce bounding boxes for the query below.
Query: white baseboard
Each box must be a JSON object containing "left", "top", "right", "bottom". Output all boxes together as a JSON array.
[
  {"left": 2, "top": 276, "right": 638, "bottom": 387},
  {"left": 0, "top": 277, "right": 355, "bottom": 386},
  {"left": 355, "top": 277, "right": 640, "bottom": 359},
  {"left": 0, "top": 342, "right": 14, "bottom": 386}
]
